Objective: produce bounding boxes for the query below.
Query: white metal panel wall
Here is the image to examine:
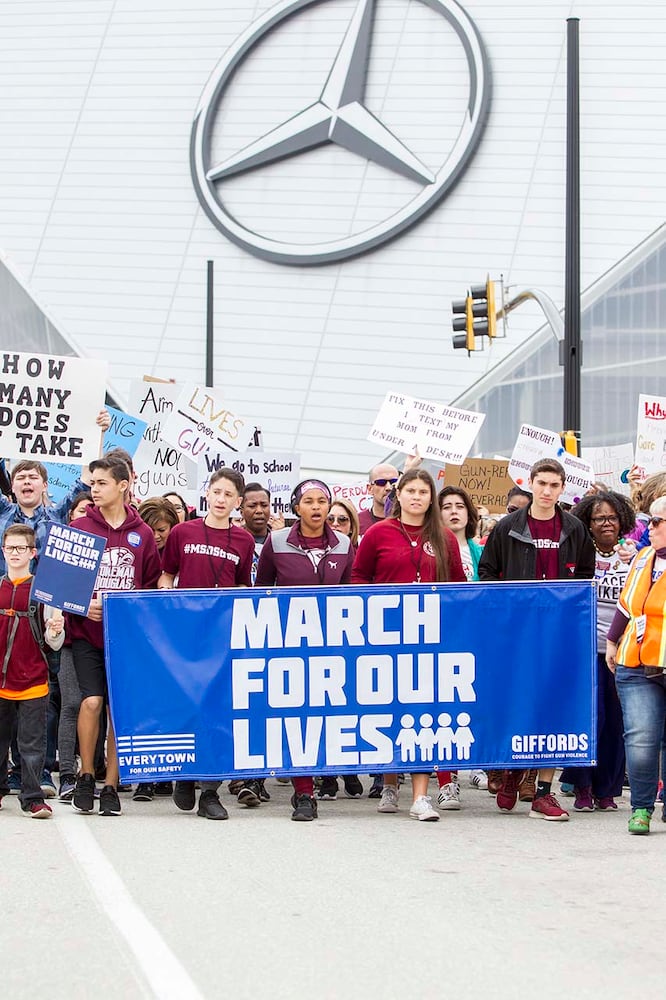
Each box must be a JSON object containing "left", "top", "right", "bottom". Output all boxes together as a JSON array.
[{"left": 0, "top": 0, "right": 664, "bottom": 476}]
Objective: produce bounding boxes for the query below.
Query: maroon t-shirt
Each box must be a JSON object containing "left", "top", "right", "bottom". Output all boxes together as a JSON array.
[
  {"left": 352, "top": 518, "right": 465, "bottom": 584},
  {"left": 162, "top": 518, "right": 253, "bottom": 588},
  {"left": 527, "top": 512, "right": 561, "bottom": 580}
]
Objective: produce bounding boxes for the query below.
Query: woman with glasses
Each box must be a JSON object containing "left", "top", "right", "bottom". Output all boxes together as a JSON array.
[
  {"left": 557, "top": 491, "right": 636, "bottom": 814},
  {"left": 327, "top": 499, "right": 360, "bottom": 548},
  {"left": 607, "top": 496, "right": 666, "bottom": 834},
  {"left": 163, "top": 492, "right": 190, "bottom": 523}
]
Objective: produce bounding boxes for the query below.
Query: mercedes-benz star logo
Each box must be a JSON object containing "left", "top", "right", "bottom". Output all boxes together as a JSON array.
[{"left": 190, "top": 0, "right": 491, "bottom": 266}]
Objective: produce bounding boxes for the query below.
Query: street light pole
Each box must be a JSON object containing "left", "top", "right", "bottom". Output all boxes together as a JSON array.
[{"left": 562, "top": 17, "right": 581, "bottom": 453}]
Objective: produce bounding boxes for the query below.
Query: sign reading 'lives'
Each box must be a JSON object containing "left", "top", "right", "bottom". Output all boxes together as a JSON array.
[
  {"left": 33, "top": 523, "right": 107, "bottom": 615},
  {"left": 104, "top": 581, "right": 596, "bottom": 782}
]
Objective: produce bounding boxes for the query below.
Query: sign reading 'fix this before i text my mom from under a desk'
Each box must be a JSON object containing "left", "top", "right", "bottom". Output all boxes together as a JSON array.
[{"left": 368, "top": 391, "right": 485, "bottom": 465}]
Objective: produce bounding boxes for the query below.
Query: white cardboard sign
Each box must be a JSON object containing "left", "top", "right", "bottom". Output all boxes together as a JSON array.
[
  {"left": 0, "top": 350, "right": 106, "bottom": 463},
  {"left": 368, "top": 391, "right": 485, "bottom": 465},
  {"left": 127, "top": 380, "right": 198, "bottom": 505},
  {"left": 581, "top": 443, "right": 634, "bottom": 495},
  {"left": 197, "top": 450, "right": 300, "bottom": 517},
  {"left": 635, "top": 393, "right": 666, "bottom": 476},
  {"left": 160, "top": 384, "right": 249, "bottom": 461},
  {"left": 509, "top": 423, "right": 594, "bottom": 505}
]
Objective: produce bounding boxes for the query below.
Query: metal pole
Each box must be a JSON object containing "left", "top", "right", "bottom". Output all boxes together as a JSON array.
[
  {"left": 206, "top": 259, "right": 214, "bottom": 387},
  {"left": 563, "top": 17, "right": 581, "bottom": 453}
]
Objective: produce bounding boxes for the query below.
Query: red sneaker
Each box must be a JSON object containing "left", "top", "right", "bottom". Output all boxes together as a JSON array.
[
  {"left": 496, "top": 770, "right": 524, "bottom": 812},
  {"left": 530, "top": 793, "right": 569, "bottom": 821},
  {"left": 22, "top": 801, "right": 53, "bottom": 819}
]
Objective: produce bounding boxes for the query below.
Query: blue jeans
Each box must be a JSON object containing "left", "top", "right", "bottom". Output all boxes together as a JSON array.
[{"left": 615, "top": 665, "right": 666, "bottom": 811}]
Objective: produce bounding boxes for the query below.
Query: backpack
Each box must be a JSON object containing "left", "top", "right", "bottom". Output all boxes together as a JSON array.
[{"left": 0, "top": 576, "right": 49, "bottom": 685}]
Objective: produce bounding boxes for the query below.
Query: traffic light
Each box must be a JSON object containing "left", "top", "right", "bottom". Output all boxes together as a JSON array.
[
  {"left": 452, "top": 296, "right": 475, "bottom": 352},
  {"left": 452, "top": 277, "right": 497, "bottom": 353}
]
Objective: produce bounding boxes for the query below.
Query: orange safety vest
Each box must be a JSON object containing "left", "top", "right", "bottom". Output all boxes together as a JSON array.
[{"left": 617, "top": 548, "right": 666, "bottom": 669}]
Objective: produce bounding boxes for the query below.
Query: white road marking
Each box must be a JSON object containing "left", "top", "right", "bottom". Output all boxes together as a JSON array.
[{"left": 56, "top": 812, "right": 204, "bottom": 1000}]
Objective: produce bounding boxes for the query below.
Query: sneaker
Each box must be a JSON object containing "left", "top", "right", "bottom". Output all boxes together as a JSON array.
[
  {"left": 173, "top": 781, "right": 196, "bottom": 811},
  {"left": 595, "top": 796, "right": 618, "bottom": 811},
  {"left": 197, "top": 791, "right": 228, "bottom": 820},
  {"left": 518, "top": 769, "right": 537, "bottom": 802},
  {"left": 257, "top": 779, "right": 271, "bottom": 802},
  {"left": 377, "top": 784, "right": 399, "bottom": 813},
  {"left": 573, "top": 786, "right": 595, "bottom": 812},
  {"left": 132, "top": 783, "right": 154, "bottom": 802},
  {"left": 275, "top": 777, "right": 291, "bottom": 785},
  {"left": 343, "top": 775, "right": 364, "bottom": 798},
  {"left": 468, "top": 770, "right": 488, "bottom": 790},
  {"left": 72, "top": 772, "right": 96, "bottom": 814},
  {"left": 290, "top": 793, "right": 318, "bottom": 822},
  {"left": 530, "top": 793, "right": 569, "bottom": 821},
  {"left": 317, "top": 777, "right": 339, "bottom": 800},
  {"left": 437, "top": 781, "right": 461, "bottom": 810},
  {"left": 368, "top": 777, "right": 384, "bottom": 799},
  {"left": 58, "top": 774, "right": 77, "bottom": 801},
  {"left": 628, "top": 807, "right": 651, "bottom": 835},
  {"left": 559, "top": 781, "right": 575, "bottom": 797},
  {"left": 22, "top": 800, "right": 52, "bottom": 819},
  {"left": 40, "top": 770, "right": 56, "bottom": 799},
  {"left": 228, "top": 779, "right": 245, "bottom": 795},
  {"left": 7, "top": 771, "right": 21, "bottom": 794},
  {"left": 486, "top": 770, "right": 503, "bottom": 795},
  {"left": 99, "top": 784, "right": 122, "bottom": 816},
  {"left": 116, "top": 783, "right": 133, "bottom": 793},
  {"left": 153, "top": 781, "right": 173, "bottom": 796},
  {"left": 237, "top": 781, "right": 261, "bottom": 807},
  {"left": 497, "top": 770, "right": 524, "bottom": 812},
  {"left": 409, "top": 795, "right": 439, "bottom": 822}
]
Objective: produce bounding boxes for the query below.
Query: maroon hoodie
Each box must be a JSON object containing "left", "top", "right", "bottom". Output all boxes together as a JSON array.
[{"left": 68, "top": 503, "right": 161, "bottom": 649}]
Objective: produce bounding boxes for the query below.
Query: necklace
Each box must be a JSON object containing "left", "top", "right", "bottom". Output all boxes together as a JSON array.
[
  {"left": 593, "top": 540, "right": 616, "bottom": 558},
  {"left": 202, "top": 517, "right": 232, "bottom": 587},
  {"left": 399, "top": 520, "right": 422, "bottom": 548}
]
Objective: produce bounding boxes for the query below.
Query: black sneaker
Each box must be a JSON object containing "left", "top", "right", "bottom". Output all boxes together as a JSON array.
[
  {"left": 58, "top": 774, "right": 77, "bottom": 802},
  {"left": 291, "top": 793, "right": 318, "bottom": 822},
  {"left": 368, "top": 777, "right": 384, "bottom": 799},
  {"left": 343, "top": 775, "right": 364, "bottom": 799},
  {"left": 132, "top": 783, "right": 154, "bottom": 802},
  {"left": 257, "top": 779, "right": 270, "bottom": 802},
  {"left": 237, "top": 781, "right": 261, "bottom": 807},
  {"left": 153, "top": 781, "right": 173, "bottom": 796},
  {"left": 197, "top": 791, "right": 229, "bottom": 820},
  {"left": 116, "top": 783, "right": 133, "bottom": 793},
  {"left": 317, "top": 777, "right": 338, "bottom": 800},
  {"left": 228, "top": 779, "right": 244, "bottom": 796},
  {"left": 72, "top": 772, "right": 95, "bottom": 813},
  {"left": 173, "top": 781, "right": 196, "bottom": 811},
  {"left": 99, "top": 784, "right": 122, "bottom": 816}
]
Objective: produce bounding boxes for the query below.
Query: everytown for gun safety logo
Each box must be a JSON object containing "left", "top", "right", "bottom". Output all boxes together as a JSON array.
[{"left": 117, "top": 734, "right": 197, "bottom": 776}]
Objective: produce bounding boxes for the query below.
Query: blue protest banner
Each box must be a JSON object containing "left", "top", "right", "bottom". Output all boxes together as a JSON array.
[
  {"left": 44, "top": 462, "right": 82, "bottom": 507},
  {"left": 33, "top": 523, "right": 106, "bottom": 614},
  {"left": 103, "top": 405, "right": 148, "bottom": 457},
  {"left": 104, "top": 581, "right": 597, "bottom": 784}
]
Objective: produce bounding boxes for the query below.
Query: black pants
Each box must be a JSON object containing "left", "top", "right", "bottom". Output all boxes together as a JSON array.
[{"left": 0, "top": 696, "right": 48, "bottom": 806}]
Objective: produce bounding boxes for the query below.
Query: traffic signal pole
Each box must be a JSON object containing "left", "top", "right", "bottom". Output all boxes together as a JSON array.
[{"left": 562, "top": 18, "right": 581, "bottom": 454}]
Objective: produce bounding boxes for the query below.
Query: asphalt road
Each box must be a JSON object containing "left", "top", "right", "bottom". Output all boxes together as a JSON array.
[{"left": 1, "top": 777, "right": 662, "bottom": 1000}]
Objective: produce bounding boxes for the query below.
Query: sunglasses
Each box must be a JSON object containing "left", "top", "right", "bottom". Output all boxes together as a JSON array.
[
  {"left": 506, "top": 505, "right": 520, "bottom": 513},
  {"left": 648, "top": 516, "right": 666, "bottom": 528},
  {"left": 372, "top": 478, "right": 398, "bottom": 487},
  {"left": 327, "top": 515, "right": 350, "bottom": 525}
]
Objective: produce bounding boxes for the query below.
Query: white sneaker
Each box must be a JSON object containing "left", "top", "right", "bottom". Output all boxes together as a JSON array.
[
  {"left": 377, "top": 784, "right": 399, "bottom": 813},
  {"left": 469, "top": 770, "right": 488, "bottom": 790},
  {"left": 437, "top": 781, "right": 461, "bottom": 810},
  {"left": 409, "top": 795, "right": 439, "bottom": 822}
]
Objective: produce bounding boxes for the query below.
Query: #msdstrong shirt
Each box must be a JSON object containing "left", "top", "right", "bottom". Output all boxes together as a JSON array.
[{"left": 67, "top": 503, "right": 161, "bottom": 649}]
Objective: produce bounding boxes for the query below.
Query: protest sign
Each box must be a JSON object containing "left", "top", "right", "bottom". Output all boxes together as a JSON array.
[
  {"left": 508, "top": 423, "right": 594, "bottom": 505},
  {"left": 44, "top": 462, "right": 82, "bottom": 507},
  {"left": 32, "top": 523, "right": 106, "bottom": 615},
  {"left": 439, "top": 459, "right": 513, "bottom": 513},
  {"left": 103, "top": 405, "right": 148, "bottom": 457},
  {"left": 105, "top": 580, "right": 596, "bottom": 782},
  {"left": 198, "top": 450, "right": 300, "bottom": 516},
  {"left": 128, "top": 380, "right": 198, "bottom": 505},
  {"left": 368, "top": 391, "right": 485, "bottom": 465},
  {"left": 634, "top": 393, "right": 666, "bottom": 476},
  {"left": 330, "top": 482, "right": 374, "bottom": 514},
  {"left": 0, "top": 351, "right": 106, "bottom": 463},
  {"left": 160, "top": 383, "right": 250, "bottom": 461},
  {"left": 582, "top": 443, "right": 634, "bottom": 495}
]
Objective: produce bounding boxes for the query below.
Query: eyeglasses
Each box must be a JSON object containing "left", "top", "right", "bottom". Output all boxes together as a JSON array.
[
  {"left": 372, "top": 478, "right": 398, "bottom": 487},
  {"left": 327, "top": 515, "right": 350, "bottom": 525},
  {"left": 648, "top": 516, "right": 666, "bottom": 528},
  {"left": 590, "top": 515, "right": 620, "bottom": 525},
  {"left": 2, "top": 545, "right": 31, "bottom": 554},
  {"left": 506, "top": 505, "right": 520, "bottom": 513},
  {"left": 171, "top": 504, "right": 185, "bottom": 512}
]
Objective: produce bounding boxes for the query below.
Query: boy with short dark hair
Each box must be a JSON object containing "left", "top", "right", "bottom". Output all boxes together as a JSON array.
[{"left": 0, "top": 525, "right": 64, "bottom": 818}]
